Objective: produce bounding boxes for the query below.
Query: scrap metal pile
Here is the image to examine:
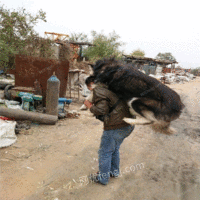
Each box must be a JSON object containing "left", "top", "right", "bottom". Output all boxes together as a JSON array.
[
  {"left": 149, "top": 69, "right": 195, "bottom": 84},
  {"left": 164, "top": 72, "right": 195, "bottom": 84}
]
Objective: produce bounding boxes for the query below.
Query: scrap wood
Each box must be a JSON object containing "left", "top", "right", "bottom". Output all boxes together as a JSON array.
[{"left": 0, "top": 107, "right": 58, "bottom": 125}]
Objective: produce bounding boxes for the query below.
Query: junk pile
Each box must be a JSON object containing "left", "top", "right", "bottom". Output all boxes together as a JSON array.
[
  {"left": 65, "top": 110, "right": 80, "bottom": 119},
  {"left": 164, "top": 72, "right": 195, "bottom": 84},
  {"left": 149, "top": 67, "right": 195, "bottom": 84},
  {"left": 0, "top": 73, "right": 73, "bottom": 121},
  {"left": 0, "top": 73, "right": 74, "bottom": 148}
]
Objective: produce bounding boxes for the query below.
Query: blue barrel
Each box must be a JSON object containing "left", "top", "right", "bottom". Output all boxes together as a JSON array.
[{"left": 46, "top": 72, "right": 60, "bottom": 116}]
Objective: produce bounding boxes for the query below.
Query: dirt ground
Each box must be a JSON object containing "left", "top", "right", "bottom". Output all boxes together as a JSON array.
[{"left": 1, "top": 78, "right": 200, "bottom": 200}]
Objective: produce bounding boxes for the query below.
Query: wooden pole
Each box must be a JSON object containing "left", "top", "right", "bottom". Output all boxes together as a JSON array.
[
  {"left": 0, "top": 107, "right": 58, "bottom": 125},
  {"left": 78, "top": 72, "right": 80, "bottom": 101},
  {"left": 69, "top": 73, "right": 71, "bottom": 99}
]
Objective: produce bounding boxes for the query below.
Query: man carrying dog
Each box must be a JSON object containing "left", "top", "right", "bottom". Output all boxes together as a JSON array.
[{"left": 84, "top": 76, "right": 134, "bottom": 185}]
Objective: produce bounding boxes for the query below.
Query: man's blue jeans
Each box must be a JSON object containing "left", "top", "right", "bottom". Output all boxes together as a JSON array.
[{"left": 97, "top": 125, "right": 134, "bottom": 185}]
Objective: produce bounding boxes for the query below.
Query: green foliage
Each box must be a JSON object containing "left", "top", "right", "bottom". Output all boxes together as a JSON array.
[
  {"left": 83, "top": 30, "right": 123, "bottom": 62},
  {"left": 0, "top": 5, "right": 54, "bottom": 70},
  {"left": 69, "top": 32, "right": 88, "bottom": 42},
  {"left": 130, "top": 49, "right": 145, "bottom": 57},
  {"left": 156, "top": 52, "right": 176, "bottom": 61},
  {"left": 191, "top": 67, "right": 200, "bottom": 76}
]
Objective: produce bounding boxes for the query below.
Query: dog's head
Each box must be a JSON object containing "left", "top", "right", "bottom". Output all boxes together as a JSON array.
[{"left": 90, "top": 57, "right": 125, "bottom": 84}]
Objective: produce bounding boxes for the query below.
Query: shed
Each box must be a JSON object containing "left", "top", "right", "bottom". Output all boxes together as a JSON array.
[{"left": 123, "top": 55, "right": 178, "bottom": 75}]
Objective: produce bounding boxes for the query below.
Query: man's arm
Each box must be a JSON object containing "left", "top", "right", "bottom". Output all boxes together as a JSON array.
[
  {"left": 84, "top": 87, "right": 110, "bottom": 116},
  {"left": 90, "top": 99, "right": 110, "bottom": 116}
]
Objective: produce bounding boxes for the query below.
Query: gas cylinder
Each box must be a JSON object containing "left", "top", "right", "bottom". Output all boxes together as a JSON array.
[
  {"left": 34, "top": 79, "right": 42, "bottom": 95},
  {"left": 46, "top": 72, "right": 60, "bottom": 116}
]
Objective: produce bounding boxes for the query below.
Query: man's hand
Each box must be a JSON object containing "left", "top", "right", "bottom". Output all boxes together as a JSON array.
[{"left": 84, "top": 100, "right": 93, "bottom": 109}]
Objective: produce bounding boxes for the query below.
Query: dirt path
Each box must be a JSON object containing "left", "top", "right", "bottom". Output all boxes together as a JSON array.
[{"left": 1, "top": 78, "right": 200, "bottom": 200}]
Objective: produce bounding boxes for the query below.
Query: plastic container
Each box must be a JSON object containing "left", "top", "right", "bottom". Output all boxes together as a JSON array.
[
  {"left": 33, "top": 95, "right": 42, "bottom": 101},
  {"left": 21, "top": 95, "right": 34, "bottom": 111},
  {"left": 18, "top": 92, "right": 33, "bottom": 98}
]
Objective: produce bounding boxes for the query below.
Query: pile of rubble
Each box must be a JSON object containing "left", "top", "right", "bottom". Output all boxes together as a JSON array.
[
  {"left": 65, "top": 110, "right": 80, "bottom": 119},
  {"left": 164, "top": 72, "right": 195, "bottom": 84},
  {"left": 150, "top": 71, "right": 195, "bottom": 84}
]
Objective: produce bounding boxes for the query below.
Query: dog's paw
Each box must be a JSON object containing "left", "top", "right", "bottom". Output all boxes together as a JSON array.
[
  {"left": 151, "top": 123, "right": 177, "bottom": 135},
  {"left": 123, "top": 117, "right": 135, "bottom": 125},
  {"left": 166, "top": 127, "right": 177, "bottom": 135}
]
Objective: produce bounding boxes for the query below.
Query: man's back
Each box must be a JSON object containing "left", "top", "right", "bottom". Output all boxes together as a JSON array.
[{"left": 90, "top": 83, "right": 132, "bottom": 130}]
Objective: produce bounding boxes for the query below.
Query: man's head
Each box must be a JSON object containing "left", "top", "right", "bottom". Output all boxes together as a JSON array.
[{"left": 85, "top": 76, "right": 95, "bottom": 91}]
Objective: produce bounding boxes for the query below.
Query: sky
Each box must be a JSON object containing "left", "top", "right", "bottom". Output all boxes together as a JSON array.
[{"left": 1, "top": 0, "right": 200, "bottom": 69}]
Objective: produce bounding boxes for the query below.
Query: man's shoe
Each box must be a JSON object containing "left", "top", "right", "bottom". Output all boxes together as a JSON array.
[
  {"left": 89, "top": 172, "right": 100, "bottom": 183},
  {"left": 89, "top": 172, "right": 107, "bottom": 185},
  {"left": 94, "top": 171, "right": 119, "bottom": 178},
  {"left": 110, "top": 173, "right": 119, "bottom": 178}
]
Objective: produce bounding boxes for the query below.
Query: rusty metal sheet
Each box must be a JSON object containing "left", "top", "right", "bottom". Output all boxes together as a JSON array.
[{"left": 10, "top": 55, "right": 69, "bottom": 105}]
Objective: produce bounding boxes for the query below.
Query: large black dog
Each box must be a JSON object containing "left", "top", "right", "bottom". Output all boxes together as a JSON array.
[{"left": 89, "top": 58, "right": 185, "bottom": 134}]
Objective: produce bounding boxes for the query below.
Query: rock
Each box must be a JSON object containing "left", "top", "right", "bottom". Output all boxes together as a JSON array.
[{"left": 58, "top": 113, "right": 66, "bottom": 119}]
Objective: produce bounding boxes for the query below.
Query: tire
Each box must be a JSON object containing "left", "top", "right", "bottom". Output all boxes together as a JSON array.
[{"left": 4, "top": 84, "right": 14, "bottom": 100}]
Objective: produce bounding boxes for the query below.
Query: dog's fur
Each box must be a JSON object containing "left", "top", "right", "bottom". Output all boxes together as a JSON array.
[{"left": 89, "top": 58, "right": 185, "bottom": 135}]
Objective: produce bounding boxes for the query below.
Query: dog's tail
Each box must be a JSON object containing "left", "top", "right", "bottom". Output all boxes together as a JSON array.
[{"left": 150, "top": 121, "right": 176, "bottom": 135}]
